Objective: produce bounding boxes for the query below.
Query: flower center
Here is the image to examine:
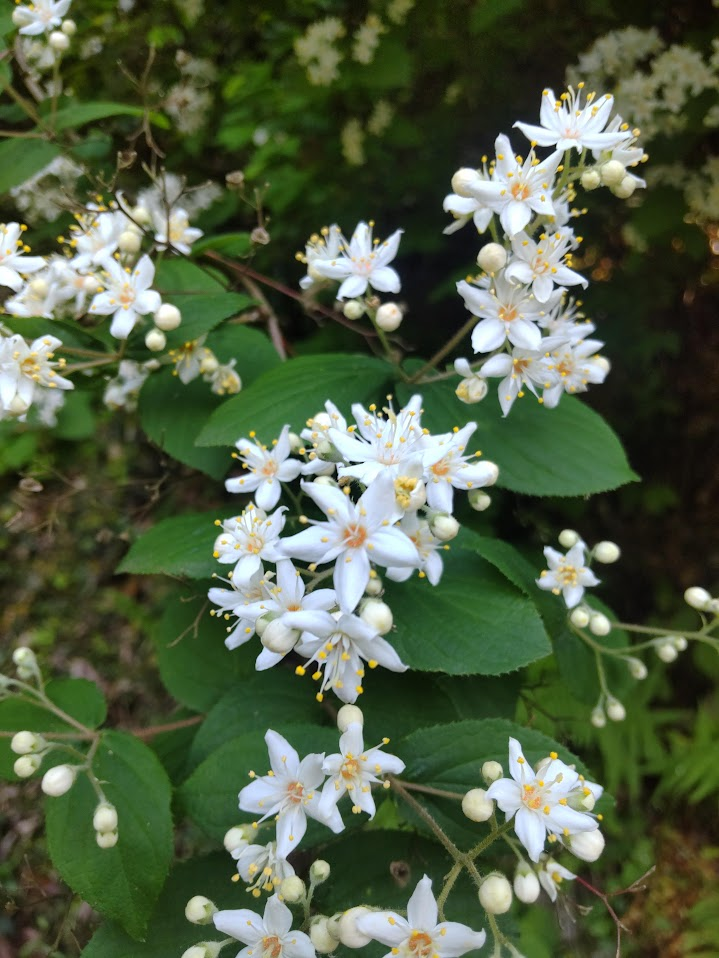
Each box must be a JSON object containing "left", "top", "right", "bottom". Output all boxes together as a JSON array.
[
  {"left": 557, "top": 561, "right": 579, "bottom": 586},
  {"left": 262, "top": 935, "right": 283, "bottom": 958},
  {"left": 430, "top": 458, "right": 451, "bottom": 477},
  {"left": 286, "top": 780, "right": 304, "bottom": 804},
  {"left": 261, "top": 460, "right": 278, "bottom": 477},
  {"left": 522, "top": 784, "right": 545, "bottom": 810},
  {"left": 498, "top": 305, "right": 518, "bottom": 323},
  {"left": 407, "top": 931, "right": 434, "bottom": 958},
  {"left": 510, "top": 180, "right": 530, "bottom": 201},
  {"left": 118, "top": 284, "right": 135, "bottom": 308},
  {"left": 341, "top": 755, "right": 360, "bottom": 780},
  {"left": 343, "top": 523, "right": 367, "bottom": 549}
]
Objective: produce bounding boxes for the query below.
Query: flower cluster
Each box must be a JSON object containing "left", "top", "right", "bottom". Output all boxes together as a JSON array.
[{"left": 11, "top": 0, "right": 77, "bottom": 92}]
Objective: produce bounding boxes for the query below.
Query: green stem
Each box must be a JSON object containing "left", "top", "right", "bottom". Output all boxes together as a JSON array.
[
  {"left": 389, "top": 776, "right": 462, "bottom": 860},
  {"left": 393, "top": 779, "right": 464, "bottom": 801},
  {"left": 466, "top": 820, "right": 513, "bottom": 860},
  {"left": 436, "top": 861, "right": 462, "bottom": 921}
]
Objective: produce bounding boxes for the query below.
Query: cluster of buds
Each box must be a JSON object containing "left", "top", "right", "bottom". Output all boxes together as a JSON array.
[{"left": 11, "top": 0, "right": 77, "bottom": 63}]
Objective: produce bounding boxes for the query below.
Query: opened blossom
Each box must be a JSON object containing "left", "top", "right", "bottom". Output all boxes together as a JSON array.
[
  {"left": 481, "top": 346, "right": 558, "bottom": 417},
  {"left": 208, "top": 565, "right": 273, "bottom": 650},
  {"left": 0, "top": 223, "right": 45, "bottom": 291},
  {"left": 457, "top": 274, "right": 544, "bottom": 353},
  {"left": 89, "top": 254, "right": 161, "bottom": 339},
  {"left": 514, "top": 85, "right": 632, "bottom": 153},
  {"left": 0, "top": 334, "right": 73, "bottom": 418},
  {"left": 213, "top": 895, "right": 314, "bottom": 958},
  {"left": 505, "top": 229, "right": 588, "bottom": 303},
  {"left": 536, "top": 542, "right": 600, "bottom": 608},
  {"left": 308, "top": 220, "right": 403, "bottom": 299},
  {"left": 226, "top": 425, "right": 302, "bottom": 510},
  {"left": 319, "top": 721, "right": 405, "bottom": 819},
  {"left": 421, "top": 422, "right": 499, "bottom": 513},
  {"left": 12, "top": 0, "right": 71, "bottom": 35},
  {"left": 213, "top": 503, "right": 287, "bottom": 585}
]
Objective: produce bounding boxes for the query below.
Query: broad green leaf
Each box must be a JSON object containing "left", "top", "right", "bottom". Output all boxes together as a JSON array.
[
  {"left": 396, "top": 376, "right": 637, "bottom": 496},
  {"left": 0, "top": 427, "right": 38, "bottom": 474},
  {"left": 0, "top": 138, "right": 61, "bottom": 195},
  {"left": 116, "top": 510, "right": 218, "bottom": 578},
  {"left": 54, "top": 390, "right": 96, "bottom": 440},
  {"left": 46, "top": 731, "right": 173, "bottom": 940},
  {"left": 192, "top": 232, "right": 253, "bottom": 257},
  {"left": 48, "top": 101, "right": 165, "bottom": 131},
  {"left": 2, "top": 315, "right": 112, "bottom": 350},
  {"left": 383, "top": 547, "right": 551, "bottom": 675},
  {"left": 160, "top": 292, "right": 255, "bottom": 347},
  {"left": 459, "top": 528, "right": 541, "bottom": 597},
  {"left": 197, "top": 353, "right": 394, "bottom": 446},
  {"left": 155, "top": 258, "right": 225, "bottom": 295}
]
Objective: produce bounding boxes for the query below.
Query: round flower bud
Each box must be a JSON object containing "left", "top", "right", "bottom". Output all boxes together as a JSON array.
[
  {"left": 605, "top": 696, "right": 626, "bottom": 722},
  {"left": 61, "top": 18, "right": 77, "bottom": 35},
  {"left": 462, "top": 787, "right": 494, "bottom": 822},
  {"left": 569, "top": 607, "right": 590, "bottom": 628},
  {"left": 655, "top": 640, "right": 678, "bottom": 663},
  {"left": 14, "top": 754, "right": 42, "bottom": 778},
  {"left": 590, "top": 706, "right": 606, "bottom": 729},
  {"left": 684, "top": 586, "right": 712, "bottom": 610},
  {"left": 310, "top": 859, "right": 331, "bottom": 884},
  {"left": 41, "top": 764, "right": 76, "bottom": 797},
  {"left": 145, "top": 328, "right": 167, "bottom": 352},
  {"left": 226, "top": 170, "right": 246, "bottom": 189},
  {"left": 288, "top": 431, "right": 303, "bottom": 454},
  {"left": 482, "top": 760, "right": 503, "bottom": 784},
  {"left": 593, "top": 355, "right": 611, "bottom": 375},
  {"left": 364, "top": 575, "right": 384, "bottom": 597},
  {"left": 626, "top": 657, "right": 648, "bottom": 680},
  {"left": 96, "top": 829, "right": 119, "bottom": 849},
  {"left": 83, "top": 275, "right": 101, "bottom": 293},
  {"left": 359, "top": 598, "right": 393, "bottom": 635},
  {"left": 185, "top": 895, "right": 217, "bottom": 925},
  {"left": 600, "top": 160, "right": 626, "bottom": 187},
  {"left": 456, "top": 376, "right": 488, "bottom": 404},
  {"left": 338, "top": 907, "right": 372, "bottom": 948},
  {"left": 93, "top": 802, "right": 119, "bottom": 833},
  {"left": 30, "top": 277, "right": 49, "bottom": 296},
  {"left": 261, "top": 619, "right": 300, "bottom": 655},
  {"left": 707, "top": 598, "right": 719, "bottom": 615},
  {"left": 118, "top": 229, "right": 142, "bottom": 254},
  {"left": 513, "top": 865, "right": 540, "bottom": 904},
  {"left": 567, "top": 828, "right": 605, "bottom": 862},
  {"left": 326, "top": 914, "right": 342, "bottom": 939},
  {"left": 594, "top": 541, "right": 620, "bottom": 564},
  {"left": 558, "top": 529, "right": 580, "bottom": 548},
  {"left": 476, "top": 242, "right": 507, "bottom": 273},
  {"left": 224, "top": 824, "right": 252, "bottom": 853},
  {"left": 589, "top": 613, "right": 611, "bottom": 636},
  {"left": 49, "top": 30, "right": 70, "bottom": 52},
  {"left": 337, "top": 704, "right": 364, "bottom": 732},
  {"left": 13, "top": 647, "right": 37, "bottom": 669},
  {"left": 199, "top": 353, "right": 219, "bottom": 375},
  {"left": 478, "top": 873, "right": 513, "bottom": 914},
  {"left": 468, "top": 490, "right": 491, "bottom": 512},
  {"left": 254, "top": 614, "right": 272, "bottom": 639},
  {"left": 310, "top": 917, "right": 340, "bottom": 953},
  {"left": 375, "top": 303, "right": 403, "bottom": 332},
  {"left": 343, "top": 300, "right": 364, "bottom": 321},
  {"left": 429, "top": 514, "right": 460, "bottom": 542},
  {"left": 11, "top": 731, "right": 46, "bottom": 755},
  {"left": 8, "top": 395, "right": 30, "bottom": 417},
  {"left": 12, "top": 8, "right": 28, "bottom": 26},
  {"left": 672, "top": 635, "right": 688, "bottom": 651},
  {"left": 613, "top": 176, "right": 637, "bottom": 199},
  {"left": 181, "top": 945, "right": 224, "bottom": 958},
  {"left": 580, "top": 168, "right": 601, "bottom": 191},
  {"left": 451, "top": 168, "right": 481, "bottom": 198},
  {"left": 279, "top": 876, "right": 306, "bottom": 903}
]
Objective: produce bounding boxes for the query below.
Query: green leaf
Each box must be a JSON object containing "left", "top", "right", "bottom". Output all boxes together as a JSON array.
[
  {"left": 2, "top": 315, "right": 112, "bottom": 350},
  {"left": 192, "top": 232, "right": 253, "bottom": 257},
  {"left": 0, "top": 138, "right": 61, "bottom": 195},
  {"left": 155, "top": 258, "right": 225, "bottom": 295},
  {"left": 0, "top": 427, "right": 38, "bottom": 474},
  {"left": 48, "top": 101, "right": 164, "bottom": 131},
  {"left": 197, "top": 353, "right": 394, "bottom": 446},
  {"left": 116, "top": 511, "right": 218, "bottom": 579},
  {"left": 397, "top": 376, "right": 638, "bottom": 496},
  {"left": 54, "top": 390, "right": 96, "bottom": 440},
  {"left": 160, "top": 292, "right": 255, "bottom": 347},
  {"left": 383, "top": 547, "right": 551, "bottom": 675},
  {"left": 46, "top": 731, "right": 173, "bottom": 940}
]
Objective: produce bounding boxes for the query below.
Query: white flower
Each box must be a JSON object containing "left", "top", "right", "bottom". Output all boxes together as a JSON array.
[
  {"left": 89, "top": 255, "right": 161, "bottom": 339},
  {"left": 480, "top": 346, "right": 557, "bottom": 417},
  {"left": 514, "top": 85, "right": 632, "bottom": 153},
  {"left": 208, "top": 565, "right": 273, "bottom": 650},
  {"left": 213, "top": 503, "right": 287, "bottom": 585},
  {"left": 12, "top": 0, "right": 71, "bottom": 36},
  {"left": 226, "top": 425, "right": 302, "bottom": 510},
  {"left": 103, "top": 359, "right": 149, "bottom": 410},
  {"left": 206, "top": 358, "right": 242, "bottom": 395},
  {"left": 421, "top": 422, "right": 499, "bottom": 514},
  {"left": 536, "top": 542, "right": 600, "bottom": 608},
  {"left": 442, "top": 163, "right": 494, "bottom": 236},
  {"left": 233, "top": 840, "right": 295, "bottom": 895},
  {"left": 279, "top": 474, "right": 419, "bottom": 612},
  {"left": 593, "top": 118, "right": 647, "bottom": 189},
  {"left": 69, "top": 209, "right": 127, "bottom": 271},
  {"left": 457, "top": 275, "right": 544, "bottom": 353},
  {"left": 537, "top": 296, "right": 594, "bottom": 341},
  {"left": 537, "top": 858, "right": 576, "bottom": 902},
  {"left": 310, "top": 221, "right": 403, "bottom": 300},
  {"left": 0, "top": 223, "right": 45, "bottom": 291},
  {"left": 541, "top": 338, "right": 608, "bottom": 407},
  {"left": 213, "top": 894, "right": 314, "bottom": 958},
  {"left": 485, "top": 737, "right": 600, "bottom": 862},
  {"left": 152, "top": 207, "right": 203, "bottom": 255},
  {"left": 356, "top": 874, "right": 486, "bottom": 958},
  {"left": 504, "top": 230, "right": 588, "bottom": 303},
  {"left": 169, "top": 337, "right": 215, "bottom": 384},
  {"left": 239, "top": 730, "right": 343, "bottom": 857},
  {"left": 4, "top": 270, "right": 64, "bottom": 319},
  {"left": 465, "top": 134, "right": 562, "bottom": 237},
  {"left": 299, "top": 400, "right": 350, "bottom": 476},
  {"left": 385, "top": 513, "right": 445, "bottom": 586},
  {"left": 0, "top": 334, "right": 73, "bottom": 417},
  {"left": 298, "top": 225, "right": 343, "bottom": 289},
  {"left": 319, "top": 722, "right": 405, "bottom": 819}
]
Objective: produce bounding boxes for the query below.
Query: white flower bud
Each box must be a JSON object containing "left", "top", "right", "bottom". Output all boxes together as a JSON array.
[
  {"left": 310, "top": 917, "right": 340, "bottom": 953},
  {"left": 254, "top": 614, "right": 271, "bottom": 638},
  {"left": 83, "top": 275, "right": 101, "bottom": 293},
  {"left": 569, "top": 607, "right": 590, "bottom": 628},
  {"left": 49, "top": 30, "right": 70, "bottom": 52},
  {"left": 118, "top": 229, "right": 142, "bottom": 254},
  {"left": 343, "top": 300, "right": 364, "bottom": 320},
  {"left": 326, "top": 913, "right": 342, "bottom": 939},
  {"left": 310, "top": 859, "right": 331, "bottom": 884},
  {"left": 337, "top": 704, "right": 364, "bottom": 732},
  {"left": 613, "top": 176, "right": 637, "bottom": 199},
  {"left": 185, "top": 895, "right": 217, "bottom": 925},
  {"left": 279, "top": 876, "right": 306, "bottom": 903},
  {"left": 590, "top": 706, "right": 606, "bottom": 728},
  {"left": 429, "top": 514, "right": 460, "bottom": 542},
  {"left": 14, "top": 754, "right": 42, "bottom": 778},
  {"left": 468, "top": 490, "right": 491, "bottom": 512},
  {"left": 8, "top": 395, "right": 30, "bottom": 417},
  {"left": 626, "top": 657, "right": 648, "bottom": 680},
  {"left": 567, "top": 828, "right": 605, "bottom": 862},
  {"left": 655, "top": 640, "right": 678, "bottom": 663},
  {"left": 364, "top": 575, "right": 384, "bottom": 596},
  {"left": 478, "top": 873, "right": 513, "bottom": 914},
  {"left": 288, "top": 431, "right": 303, "bottom": 453},
  {"left": 375, "top": 303, "right": 403, "bottom": 332},
  {"left": 30, "top": 278, "right": 49, "bottom": 296},
  {"left": 482, "top": 760, "right": 503, "bottom": 785},
  {"left": 600, "top": 160, "right": 626, "bottom": 187},
  {"left": 359, "top": 599, "right": 393, "bottom": 635},
  {"left": 181, "top": 944, "right": 224, "bottom": 958},
  {"left": 558, "top": 529, "right": 580, "bottom": 548},
  {"left": 707, "top": 598, "right": 719, "bottom": 615},
  {"left": 145, "top": 328, "right": 167, "bottom": 352},
  {"left": 41, "top": 764, "right": 76, "bottom": 797},
  {"left": 476, "top": 242, "right": 507, "bottom": 273},
  {"left": 451, "top": 168, "right": 481, "bottom": 198},
  {"left": 685, "top": 587, "right": 711, "bottom": 610},
  {"left": 593, "top": 355, "right": 611, "bottom": 375},
  {"left": 224, "top": 824, "right": 252, "bottom": 853},
  {"left": 93, "top": 802, "right": 118, "bottom": 833},
  {"left": 605, "top": 696, "right": 626, "bottom": 722},
  {"left": 513, "top": 865, "right": 540, "bottom": 904},
  {"left": 312, "top": 472, "right": 335, "bottom": 485},
  {"left": 456, "top": 376, "right": 488, "bottom": 404},
  {"left": 589, "top": 613, "right": 611, "bottom": 636},
  {"left": 13, "top": 647, "right": 37, "bottom": 669},
  {"left": 132, "top": 205, "right": 152, "bottom": 226},
  {"left": 581, "top": 168, "right": 601, "bottom": 191},
  {"left": 199, "top": 353, "right": 219, "bottom": 375},
  {"left": 61, "top": 18, "right": 77, "bottom": 35},
  {"left": 462, "top": 787, "right": 494, "bottom": 822},
  {"left": 11, "top": 731, "right": 46, "bottom": 755},
  {"left": 96, "top": 829, "right": 119, "bottom": 849},
  {"left": 672, "top": 635, "right": 688, "bottom": 651},
  {"left": 593, "top": 541, "right": 620, "bottom": 564},
  {"left": 12, "top": 8, "right": 28, "bottom": 26},
  {"left": 261, "top": 619, "right": 300, "bottom": 654},
  {"left": 338, "top": 907, "right": 372, "bottom": 948}
]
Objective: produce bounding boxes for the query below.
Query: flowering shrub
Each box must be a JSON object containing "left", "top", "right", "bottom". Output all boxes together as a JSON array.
[{"left": 1, "top": 3, "right": 718, "bottom": 957}]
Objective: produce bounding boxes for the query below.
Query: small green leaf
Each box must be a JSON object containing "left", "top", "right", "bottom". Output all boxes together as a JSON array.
[
  {"left": 0, "top": 139, "right": 61, "bottom": 195},
  {"left": 46, "top": 731, "right": 173, "bottom": 940},
  {"left": 48, "top": 101, "right": 159, "bottom": 131},
  {"left": 161, "top": 292, "right": 255, "bottom": 348},
  {"left": 192, "top": 232, "right": 253, "bottom": 257},
  {"left": 117, "top": 511, "right": 218, "bottom": 579}
]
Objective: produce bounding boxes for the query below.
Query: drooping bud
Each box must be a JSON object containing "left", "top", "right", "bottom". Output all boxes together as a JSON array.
[
  {"left": 337, "top": 704, "right": 364, "bottom": 732},
  {"left": 590, "top": 706, "right": 606, "bottom": 728},
  {"left": 558, "top": 529, "right": 580, "bottom": 548},
  {"left": 14, "top": 754, "right": 42, "bottom": 778},
  {"left": 49, "top": 30, "right": 70, "bottom": 52},
  {"left": 456, "top": 376, "right": 488, "bottom": 404},
  {"left": 655, "top": 640, "right": 678, "bottom": 662},
  {"left": 605, "top": 696, "right": 626, "bottom": 722},
  {"left": 684, "top": 587, "right": 711, "bottom": 611},
  {"left": 569, "top": 607, "right": 590, "bottom": 628},
  {"left": 343, "top": 300, "right": 365, "bottom": 321},
  {"left": 566, "top": 829, "right": 605, "bottom": 862},
  {"left": 96, "top": 829, "right": 119, "bottom": 849},
  {"left": 481, "top": 760, "right": 503, "bottom": 784},
  {"left": 12, "top": 647, "right": 37, "bottom": 669},
  {"left": 337, "top": 907, "right": 373, "bottom": 948},
  {"left": 93, "top": 802, "right": 119, "bottom": 833},
  {"left": 672, "top": 635, "right": 688, "bottom": 651},
  {"left": 310, "top": 859, "right": 331, "bottom": 884},
  {"left": 613, "top": 176, "right": 637, "bottom": 199},
  {"left": 594, "top": 541, "right": 620, "bottom": 564},
  {"left": 118, "top": 229, "right": 142, "bottom": 254},
  {"left": 41, "top": 764, "right": 76, "bottom": 797},
  {"left": 145, "top": 328, "right": 167, "bottom": 352},
  {"left": 626, "top": 657, "right": 648, "bottom": 680},
  {"left": 375, "top": 303, "right": 403, "bottom": 332},
  {"left": 310, "top": 916, "right": 340, "bottom": 953},
  {"left": 61, "top": 18, "right": 77, "bottom": 35},
  {"left": 11, "top": 731, "right": 46, "bottom": 755},
  {"left": 429, "top": 514, "right": 460, "bottom": 542},
  {"left": 261, "top": 619, "right": 300, "bottom": 655},
  {"left": 279, "top": 875, "right": 306, "bottom": 903},
  {"left": 589, "top": 612, "right": 611, "bottom": 636},
  {"left": 359, "top": 599, "right": 393, "bottom": 635},
  {"left": 468, "top": 490, "right": 491, "bottom": 512},
  {"left": 513, "top": 864, "right": 540, "bottom": 903},
  {"left": 185, "top": 895, "right": 218, "bottom": 925},
  {"left": 223, "top": 824, "right": 252, "bottom": 853},
  {"left": 154, "top": 303, "right": 182, "bottom": 331},
  {"left": 451, "top": 168, "right": 481, "bottom": 198},
  {"left": 461, "top": 788, "right": 494, "bottom": 822},
  {"left": 580, "top": 168, "right": 601, "bottom": 191},
  {"left": 476, "top": 242, "right": 507, "bottom": 273},
  {"left": 600, "top": 160, "right": 626, "bottom": 187},
  {"left": 478, "top": 873, "right": 513, "bottom": 914}
]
